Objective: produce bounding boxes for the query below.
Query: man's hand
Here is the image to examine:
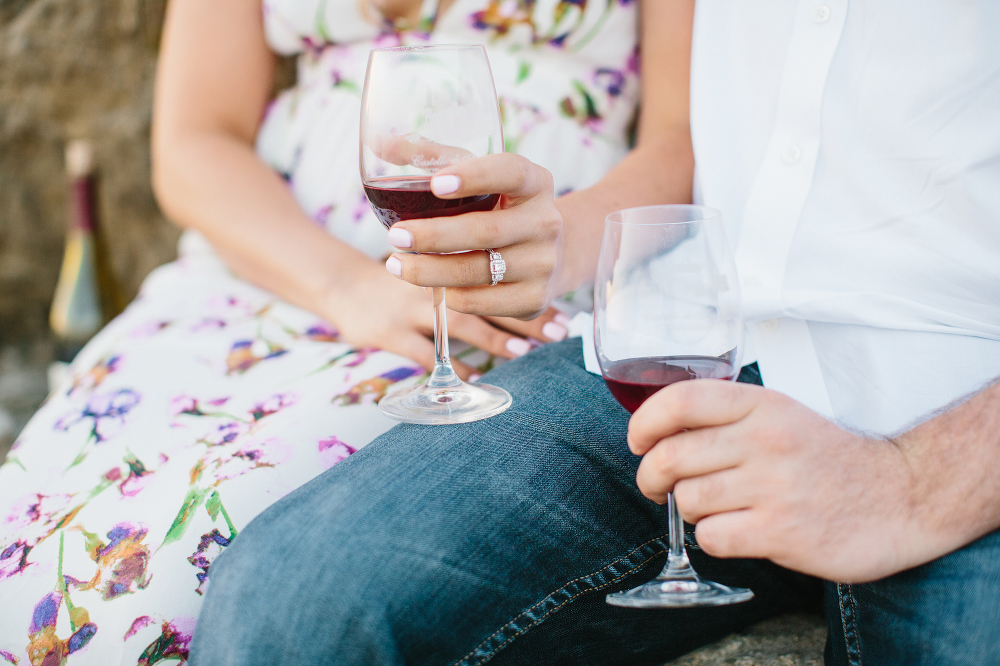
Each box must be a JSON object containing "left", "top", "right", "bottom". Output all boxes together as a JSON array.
[
  {"left": 383, "top": 154, "right": 562, "bottom": 320},
  {"left": 627, "top": 380, "right": 940, "bottom": 583}
]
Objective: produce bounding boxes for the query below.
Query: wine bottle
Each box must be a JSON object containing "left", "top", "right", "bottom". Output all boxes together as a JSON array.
[{"left": 49, "top": 140, "right": 105, "bottom": 363}]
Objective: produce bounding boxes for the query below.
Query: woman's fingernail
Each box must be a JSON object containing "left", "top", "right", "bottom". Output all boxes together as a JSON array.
[
  {"left": 554, "top": 312, "right": 571, "bottom": 326},
  {"left": 385, "top": 256, "right": 402, "bottom": 276},
  {"left": 469, "top": 373, "right": 482, "bottom": 382},
  {"left": 387, "top": 228, "right": 413, "bottom": 249},
  {"left": 542, "top": 322, "right": 568, "bottom": 341},
  {"left": 506, "top": 337, "right": 532, "bottom": 357},
  {"left": 431, "top": 174, "right": 460, "bottom": 196}
]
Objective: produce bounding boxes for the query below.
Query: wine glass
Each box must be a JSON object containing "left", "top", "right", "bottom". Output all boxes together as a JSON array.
[
  {"left": 596, "top": 205, "right": 754, "bottom": 608},
  {"left": 360, "top": 44, "right": 513, "bottom": 425}
]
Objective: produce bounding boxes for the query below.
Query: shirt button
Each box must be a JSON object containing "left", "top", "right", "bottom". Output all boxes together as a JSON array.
[
  {"left": 781, "top": 144, "right": 802, "bottom": 164},
  {"left": 813, "top": 4, "right": 831, "bottom": 23},
  {"left": 759, "top": 319, "right": 780, "bottom": 332}
]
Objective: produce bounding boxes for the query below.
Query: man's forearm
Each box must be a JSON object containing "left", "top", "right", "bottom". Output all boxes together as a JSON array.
[
  {"left": 898, "top": 376, "right": 1000, "bottom": 563},
  {"left": 552, "top": 127, "right": 695, "bottom": 296}
]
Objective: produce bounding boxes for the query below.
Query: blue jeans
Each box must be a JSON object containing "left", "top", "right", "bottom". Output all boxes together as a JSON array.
[{"left": 189, "top": 340, "right": 1000, "bottom": 665}]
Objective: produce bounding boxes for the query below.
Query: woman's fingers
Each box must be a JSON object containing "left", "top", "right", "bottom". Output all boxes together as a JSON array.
[
  {"left": 448, "top": 312, "right": 531, "bottom": 359},
  {"left": 381, "top": 329, "right": 475, "bottom": 380},
  {"left": 387, "top": 243, "right": 555, "bottom": 288},
  {"left": 485, "top": 307, "right": 570, "bottom": 343},
  {"left": 389, "top": 204, "right": 546, "bottom": 254},
  {"left": 430, "top": 153, "right": 552, "bottom": 201}
]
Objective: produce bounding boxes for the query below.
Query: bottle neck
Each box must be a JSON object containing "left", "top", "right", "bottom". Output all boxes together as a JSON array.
[{"left": 70, "top": 177, "right": 94, "bottom": 233}]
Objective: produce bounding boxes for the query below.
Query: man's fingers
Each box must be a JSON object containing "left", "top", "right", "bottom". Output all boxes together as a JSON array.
[
  {"left": 672, "top": 468, "right": 755, "bottom": 523},
  {"left": 430, "top": 153, "right": 552, "bottom": 201},
  {"left": 693, "top": 509, "right": 769, "bottom": 560},
  {"left": 388, "top": 243, "right": 555, "bottom": 288},
  {"left": 634, "top": 426, "right": 744, "bottom": 504},
  {"left": 628, "top": 380, "right": 762, "bottom": 455}
]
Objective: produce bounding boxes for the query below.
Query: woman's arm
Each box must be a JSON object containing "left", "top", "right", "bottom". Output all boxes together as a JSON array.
[
  {"left": 152, "top": 0, "right": 371, "bottom": 315},
  {"left": 553, "top": 0, "right": 695, "bottom": 294},
  {"left": 152, "top": 0, "right": 566, "bottom": 373},
  {"left": 384, "top": 0, "right": 696, "bottom": 315}
]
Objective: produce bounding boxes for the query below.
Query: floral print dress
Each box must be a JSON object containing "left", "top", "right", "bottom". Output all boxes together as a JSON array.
[{"left": 0, "top": 1, "right": 639, "bottom": 664}]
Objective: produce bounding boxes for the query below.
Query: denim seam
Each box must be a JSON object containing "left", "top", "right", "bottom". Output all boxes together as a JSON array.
[
  {"left": 837, "top": 582, "right": 863, "bottom": 666},
  {"left": 452, "top": 532, "right": 671, "bottom": 666}
]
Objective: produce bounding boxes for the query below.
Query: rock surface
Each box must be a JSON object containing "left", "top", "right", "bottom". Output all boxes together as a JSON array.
[
  {"left": 664, "top": 614, "right": 827, "bottom": 666},
  {"left": 0, "top": 0, "right": 179, "bottom": 346}
]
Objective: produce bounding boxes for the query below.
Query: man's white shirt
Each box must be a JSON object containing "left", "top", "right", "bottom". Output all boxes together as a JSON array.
[{"left": 684, "top": 0, "right": 1000, "bottom": 434}]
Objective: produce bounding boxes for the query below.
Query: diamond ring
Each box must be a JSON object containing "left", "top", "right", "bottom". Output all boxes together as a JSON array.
[{"left": 487, "top": 249, "right": 506, "bottom": 286}]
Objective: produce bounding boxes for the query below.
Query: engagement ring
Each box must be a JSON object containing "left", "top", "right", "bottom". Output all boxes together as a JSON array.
[{"left": 488, "top": 249, "right": 506, "bottom": 286}]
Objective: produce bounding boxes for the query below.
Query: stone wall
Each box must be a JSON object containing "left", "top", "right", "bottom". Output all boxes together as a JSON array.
[{"left": 0, "top": 0, "right": 179, "bottom": 347}]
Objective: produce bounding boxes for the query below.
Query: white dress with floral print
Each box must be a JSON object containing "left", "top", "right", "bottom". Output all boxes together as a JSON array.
[{"left": 0, "top": 1, "right": 638, "bottom": 664}]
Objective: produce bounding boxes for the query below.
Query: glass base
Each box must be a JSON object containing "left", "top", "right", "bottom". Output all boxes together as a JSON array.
[
  {"left": 379, "top": 379, "right": 512, "bottom": 425},
  {"left": 606, "top": 578, "right": 754, "bottom": 608}
]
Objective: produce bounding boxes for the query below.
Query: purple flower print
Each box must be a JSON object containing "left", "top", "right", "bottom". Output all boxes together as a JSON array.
[
  {"left": 250, "top": 393, "right": 298, "bottom": 421},
  {"left": 190, "top": 317, "right": 227, "bottom": 332},
  {"left": 312, "top": 203, "right": 334, "bottom": 228},
  {"left": 68, "top": 355, "right": 121, "bottom": 397},
  {"left": 226, "top": 339, "right": 288, "bottom": 375},
  {"left": 130, "top": 320, "right": 171, "bottom": 338},
  {"left": 136, "top": 617, "right": 195, "bottom": 666},
  {"left": 198, "top": 421, "right": 249, "bottom": 448},
  {"left": 353, "top": 193, "right": 370, "bottom": 223},
  {"left": 56, "top": 389, "right": 141, "bottom": 443},
  {"left": 209, "top": 438, "right": 290, "bottom": 482},
  {"left": 187, "top": 528, "right": 231, "bottom": 596},
  {"left": 471, "top": 0, "right": 532, "bottom": 36},
  {"left": 169, "top": 395, "right": 201, "bottom": 418},
  {"left": 123, "top": 615, "right": 156, "bottom": 641},
  {"left": 4, "top": 492, "right": 73, "bottom": 534},
  {"left": 333, "top": 366, "right": 423, "bottom": 406},
  {"left": 0, "top": 540, "right": 31, "bottom": 579},
  {"left": 26, "top": 592, "right": 98, "bottom": 663},
  {"left": 0, "top": 648, "right": 20, "bottom": 664},
  {"left": 593, "top": 67, "right": 626, "bottom": 98},
  {"left": 68, "top": 523, "right": 152, "bottom": 601},
  {"left": 118, "top": 456, "right": 153, "bottom": 498},
  {"left": 318, "top": 436, "right": 357, "bottom": 470},
  {"left": 304, "top": 322, "right": 340, "bottom": 342}
]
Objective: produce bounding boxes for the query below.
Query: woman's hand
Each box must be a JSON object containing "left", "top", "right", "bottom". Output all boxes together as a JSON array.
[
  {"left": 382, "top": 154, "right": 563, "bottom": 319},
  {"left": 319, "top": 256, "right": 569, "bottom": 379}
]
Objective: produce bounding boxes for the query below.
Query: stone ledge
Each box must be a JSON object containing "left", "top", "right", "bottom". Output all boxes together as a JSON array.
[{"left": 664, "top": 613, "right": 826, "bottom": 666}]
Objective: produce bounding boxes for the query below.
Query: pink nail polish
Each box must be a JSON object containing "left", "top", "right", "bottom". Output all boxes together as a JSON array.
[
  {"left": 506, "top": 337, "right": 532, "bottom": 357},
  {"left": 387, "top": 228, "right": 413, "bottom": 249},
  {"left": 431, "top": 174, "right": 460, "bottom": 196},
  {"left": 553, "top": 312, "right": 572, "bottom": 326},
  {"left": 469, "top": 373, "right": 483, "bottom": 382},
  {"left": 542, "top": 322, "right": 567, "bottom": 341},
  {"left": 385, "top": 256, "right": 402, "bottom": 276}
]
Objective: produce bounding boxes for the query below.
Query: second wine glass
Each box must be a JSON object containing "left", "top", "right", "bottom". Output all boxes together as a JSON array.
[
  {"left": 596, "top": 205, "right": 754, "bottom": 608},
  {"left": 360, "top": 44, "right": 512, "bottom": 425}
]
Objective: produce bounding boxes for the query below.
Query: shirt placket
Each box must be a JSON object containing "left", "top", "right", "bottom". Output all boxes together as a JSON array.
[{"left": 735, "top": 0, "right": 847, "bottom": 418}]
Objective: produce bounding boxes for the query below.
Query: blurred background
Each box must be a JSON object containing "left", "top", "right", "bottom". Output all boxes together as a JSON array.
[
  {"left": 0, "top": 0, "right": 293, "bottom": 462},
  {"left": 1, "top": 0, "right": 176, "bottom": 460}
]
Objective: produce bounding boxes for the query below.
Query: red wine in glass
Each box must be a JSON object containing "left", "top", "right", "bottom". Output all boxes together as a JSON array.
[
  {"left": 602, "top": 355, "right": 737, "bottom": 414},
  {"left": 363, "top": 176, "right": 500, "bottom": 229}
]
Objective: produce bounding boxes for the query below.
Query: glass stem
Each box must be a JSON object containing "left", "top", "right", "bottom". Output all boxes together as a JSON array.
[
  {"left": 428, "top": 287, "right": 462, "bottom": 389},
  {"left": 657, "top": 492, "right": 699, "bottom": 581}
]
